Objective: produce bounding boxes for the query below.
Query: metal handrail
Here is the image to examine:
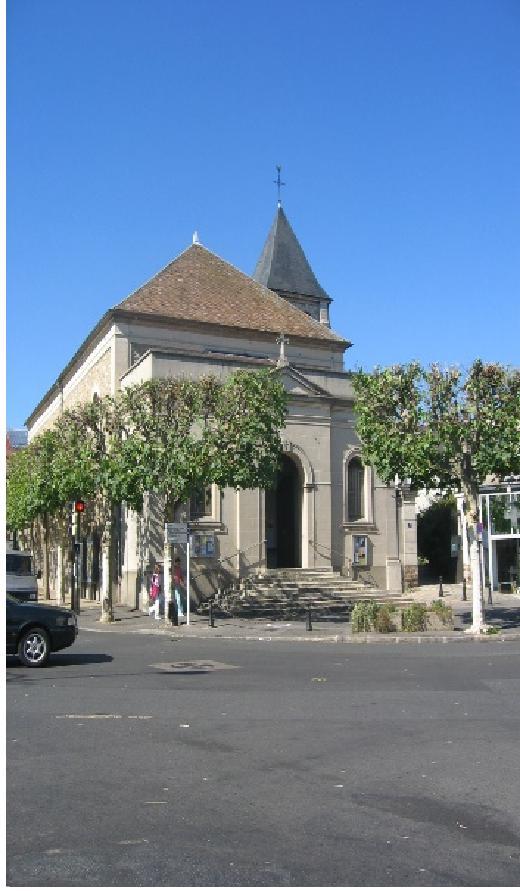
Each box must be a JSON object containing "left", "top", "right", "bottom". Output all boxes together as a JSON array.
[
  {"left": 189, "top": 539, "right": 267, "bottom": 583},
  {"left": 308, "top": 538, "right": 347, "bottom": 565},
  {"left": 309, "top": 538, "right": 379, "bottom": 587}
]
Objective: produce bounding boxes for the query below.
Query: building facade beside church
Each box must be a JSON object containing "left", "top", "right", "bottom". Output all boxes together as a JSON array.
[{"left": 26, "top": 205, "right": 418, "bottom": 605}]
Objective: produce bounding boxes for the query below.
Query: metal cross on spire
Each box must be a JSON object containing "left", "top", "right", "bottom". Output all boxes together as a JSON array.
[{"left": 274, "top": 165, "right": 286, "bottom": 207}]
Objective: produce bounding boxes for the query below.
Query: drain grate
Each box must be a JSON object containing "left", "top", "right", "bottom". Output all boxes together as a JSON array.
[{"left": 150, "top": 660, "right": 239, "bottom": 673}]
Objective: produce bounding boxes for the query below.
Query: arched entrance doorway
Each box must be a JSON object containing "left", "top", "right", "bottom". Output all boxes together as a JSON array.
[{"left": 265, "top": 454, "right": 302, "bottom": 568}]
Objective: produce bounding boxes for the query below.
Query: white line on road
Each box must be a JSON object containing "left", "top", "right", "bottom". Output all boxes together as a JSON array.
[{"left": 56, "top": 714, "right": 153, "bottom": 720}]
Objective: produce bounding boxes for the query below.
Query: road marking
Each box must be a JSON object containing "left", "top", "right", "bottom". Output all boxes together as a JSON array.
[
  {"left": 56, "top": 714, "right": 155, "bottom": 721},
  {"left": 117, "top": 839, "right": 150, "bottom": 845},
  {"left": 144, "top": 801, "right": 167, "bottom": 805},
  {"left": 56, "top": 714, "right": 122, "bottom": 720}
]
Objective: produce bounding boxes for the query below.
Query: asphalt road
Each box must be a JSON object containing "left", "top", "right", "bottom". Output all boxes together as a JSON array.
[{"left": 6, "top": 630, "right": 520, "bottom": 886}]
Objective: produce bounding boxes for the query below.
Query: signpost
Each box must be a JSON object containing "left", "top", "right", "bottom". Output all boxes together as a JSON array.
[{"left": 165, "top": 523, "right": 188, "bottom": 544}]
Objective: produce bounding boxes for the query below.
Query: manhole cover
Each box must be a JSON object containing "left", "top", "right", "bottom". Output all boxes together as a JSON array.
[{"left": 150, "top": 660, "right": 239, "bottom": 673}]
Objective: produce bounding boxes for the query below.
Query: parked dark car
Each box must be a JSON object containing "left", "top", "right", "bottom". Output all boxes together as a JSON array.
[
  {"left": 6, "top": 548, "right": 39, "bottom": 601},
  {"left": 6, "top": 594, "right": 78, "bottom": 667}
]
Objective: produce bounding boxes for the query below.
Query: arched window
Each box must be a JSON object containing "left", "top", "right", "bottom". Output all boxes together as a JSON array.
[{"left": 348, "top": 458, "right": 364, "bottom": 521}]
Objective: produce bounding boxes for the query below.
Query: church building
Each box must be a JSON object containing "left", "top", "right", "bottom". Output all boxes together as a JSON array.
[{"left": 26, "top": 201, "right": 418, "bottom": 604}]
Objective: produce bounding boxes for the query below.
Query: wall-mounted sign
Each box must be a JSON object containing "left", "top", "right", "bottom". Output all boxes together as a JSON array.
[{"left": 353, "top": 534, "right": 368, "bottom": 566}]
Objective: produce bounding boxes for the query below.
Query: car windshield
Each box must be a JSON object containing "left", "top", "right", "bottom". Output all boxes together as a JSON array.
[{"left": 6, "top": 554, "right": 33, "bottom": 575}]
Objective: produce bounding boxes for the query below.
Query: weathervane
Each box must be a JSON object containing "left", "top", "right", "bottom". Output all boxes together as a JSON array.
[{"left": 274, "top": 165, "right": 286, "bottom": 207}]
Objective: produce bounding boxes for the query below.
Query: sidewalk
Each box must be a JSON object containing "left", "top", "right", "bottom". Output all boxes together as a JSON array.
[{"left": 65, "top": 584, "right": 520, "bottom": 643}]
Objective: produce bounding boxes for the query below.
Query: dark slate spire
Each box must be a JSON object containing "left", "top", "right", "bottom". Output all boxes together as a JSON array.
[
  {"left": 253, "top": 206, "right": 331, "bottom": 326},
  {"left": 253, "top": 206, "right": 328, "bottom": 301}
]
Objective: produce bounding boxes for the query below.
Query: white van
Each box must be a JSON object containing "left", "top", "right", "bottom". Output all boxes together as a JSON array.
[{"left": 6, "top": 548, "right": 39, "bottom": 601}]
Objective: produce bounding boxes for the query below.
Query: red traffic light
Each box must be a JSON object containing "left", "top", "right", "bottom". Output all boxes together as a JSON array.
[{"left": 74, "top": 500, "right": 85, "bottom": 513}]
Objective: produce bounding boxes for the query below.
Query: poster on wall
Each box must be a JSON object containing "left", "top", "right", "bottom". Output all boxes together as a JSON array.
[
  {"left": 191, "top": 533, "right": 215, "bottom": 558},
  {"left": 353, "top": 534, "right": 368, "bottom": 566}
]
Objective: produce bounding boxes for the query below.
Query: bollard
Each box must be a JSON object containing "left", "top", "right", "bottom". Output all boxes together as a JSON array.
[
  {"left": 306, "top": 606, "right": 312, "bottom": 632},
  {"left": 487, "top": 583, "right": 493, "bottom": 605},
  {"left": 168, "top": 599, "right": 178, "bottom": 626},
  {"left": 438, "top": 575, "right": 443, "bottom": 598},
  {"left": 208, "top": 601, "right": 215, "bottom": 628},
  {"left": 462, "top": 579, "right": 467, "bottom": 601}
]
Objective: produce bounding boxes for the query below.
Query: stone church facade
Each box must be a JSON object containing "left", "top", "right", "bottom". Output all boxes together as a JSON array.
[{"left": 26, "top": 205, "right": 418, "bottom": 605}]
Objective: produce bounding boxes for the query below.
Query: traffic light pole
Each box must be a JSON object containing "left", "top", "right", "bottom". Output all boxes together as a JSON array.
[
  {"left": 69, "top": 505, "right": 76, "bottom": 613},
  {"left": 69, "top": 501, "right": 85, "bottom": 615}
]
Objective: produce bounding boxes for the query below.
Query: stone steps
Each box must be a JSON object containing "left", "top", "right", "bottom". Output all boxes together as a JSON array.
[{"left": 210, "top": 568, "right": 414, "bottom": 620}]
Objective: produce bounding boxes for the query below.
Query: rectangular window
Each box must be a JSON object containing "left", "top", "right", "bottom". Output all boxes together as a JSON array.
[{"left": 190, "top": 486, "right": 213, "bottom": 520}]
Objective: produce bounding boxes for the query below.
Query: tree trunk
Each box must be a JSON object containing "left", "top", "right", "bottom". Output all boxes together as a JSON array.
[
  {"left": 163, "top": 496, "right": 174, "bottom": 621},
  {"left": 462, "top": 483, "right": 487, "bottom": 633},
  {"left": 57, "top": 540, "right": 65, "bottom": 605},
  {"left": 100, "top": 503, "right": 115, "bottom": 623},
  {"left": 42, "top": 512, "right": 51, "bottom": 599},
  {"left": 139, "top": 499, "right": 149, "bottom": 611}
]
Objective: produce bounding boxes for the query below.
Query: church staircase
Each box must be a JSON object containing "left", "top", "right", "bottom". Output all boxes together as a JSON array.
[{"left": 204, "top": 568, "right": 413, "bottom": 621}]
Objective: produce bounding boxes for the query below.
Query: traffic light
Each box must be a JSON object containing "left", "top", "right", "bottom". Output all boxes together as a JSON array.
[{"left": 69, "top": 499, "right": 85, "bottom": 538}]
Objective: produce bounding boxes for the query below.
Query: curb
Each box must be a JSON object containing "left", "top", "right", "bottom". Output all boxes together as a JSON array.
[{"left": 79, "top": 622, "right": 520, "bottom": 644}]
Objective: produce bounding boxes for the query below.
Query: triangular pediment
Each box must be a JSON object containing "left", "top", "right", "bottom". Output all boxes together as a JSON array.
[{"left": 274, "top": 365, "right": 331, "bottom": 398}]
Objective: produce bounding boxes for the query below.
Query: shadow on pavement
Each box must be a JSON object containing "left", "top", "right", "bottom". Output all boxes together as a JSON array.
[
  {"left": 456, "top": 606, "right": 520, "bottom": 630},
  {"left": 6, "top": 652, "right": 114, "bottom": 671},
  {"left": 485, "top": 607, "right": 520, "bottom": 629}
]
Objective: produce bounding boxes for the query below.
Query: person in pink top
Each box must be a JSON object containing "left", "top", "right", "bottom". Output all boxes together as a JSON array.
[
  {"left": 149, "top": 564, "right": 161, "bottom": 618},
  {"left": 173, "top": 557, "right": 184, "bottom": 618}
]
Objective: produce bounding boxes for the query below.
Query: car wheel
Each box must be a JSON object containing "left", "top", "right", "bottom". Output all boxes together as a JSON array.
[{"left": 17, "top": 627, "right": 50, "bottom": 668}]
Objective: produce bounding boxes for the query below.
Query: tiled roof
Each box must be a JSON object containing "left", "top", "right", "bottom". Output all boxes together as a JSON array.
[
  {"left": 116, "top": 243, "right": 345, "bottom": 344},
  {"left": 253, "top": 206, "right": 329, "bottom": 301}
]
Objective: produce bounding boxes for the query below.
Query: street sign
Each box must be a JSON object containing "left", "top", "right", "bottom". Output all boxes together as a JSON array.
[{"left": 165, "top": 522, "right": 188, "bottom": 544}]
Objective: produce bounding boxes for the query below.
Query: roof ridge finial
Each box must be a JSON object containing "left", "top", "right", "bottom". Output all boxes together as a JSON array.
[
  {"left": 276, "top": 332, "right": 290, "bottom": 367},
  {"left": 274, "top": 165, "right": 286, "bottom": 208},
  {"left": 192, "top": 230, "right": 200, "bottom": 245}
]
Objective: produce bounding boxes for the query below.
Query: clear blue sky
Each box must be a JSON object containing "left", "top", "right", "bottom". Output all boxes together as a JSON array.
[{"left": 7, "top": 0, "right": 520, "bottom": 429}]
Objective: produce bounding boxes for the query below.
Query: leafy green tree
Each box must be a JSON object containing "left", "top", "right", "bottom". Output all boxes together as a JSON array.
[
  {"left": 353, "top": 360, "right": 520, "bottom": 632},
  {"left": 6, "top": 370, "right": 287, "bottom": 620},
  {"left": 209, "top": 369, "right": 287, "bottom": 490},
  {"left": 57, "top": 395, "right": 151, "bottom": 621},
  {"left": 7, "top": 429, "right": 68, "bottom": 598},
  {"left": 120, "top": 370, "right": 287, "bottom": 607}
]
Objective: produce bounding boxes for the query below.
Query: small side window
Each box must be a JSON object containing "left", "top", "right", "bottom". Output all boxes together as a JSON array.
[{"left": 347, "top": 458, "right": 365, "bottom": 522}]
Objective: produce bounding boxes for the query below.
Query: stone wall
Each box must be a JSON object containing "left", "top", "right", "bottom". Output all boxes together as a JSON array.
[{"left": 62, "top": 349, "right": 112, "bottom": 411}]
